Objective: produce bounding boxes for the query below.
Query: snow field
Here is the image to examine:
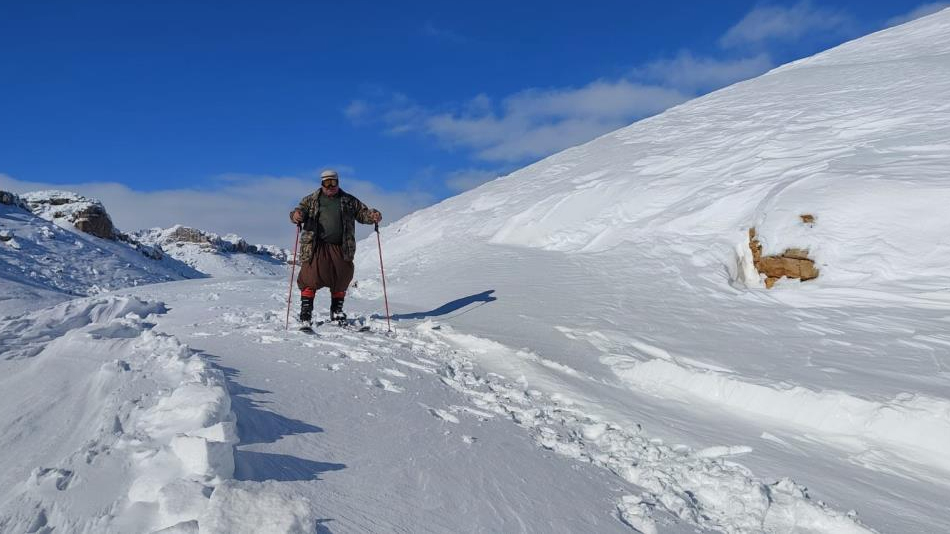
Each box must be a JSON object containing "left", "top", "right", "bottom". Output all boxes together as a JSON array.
[
  {"left": 561, "top": 326, "right": 950, "bottom": 477},
  {"left": 0, "top": 296, "right": 312, "bottom": 533},
  {"left": 411, "top": 322, "right": 873, "bottom": 534}
]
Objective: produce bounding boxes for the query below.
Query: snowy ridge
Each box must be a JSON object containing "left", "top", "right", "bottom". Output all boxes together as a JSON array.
[
  {"left": 0, "top": 296, "right": 311, "bottom": 533},
  {"left": 132, "top": 225, "right": 290, "bottom": 278}
]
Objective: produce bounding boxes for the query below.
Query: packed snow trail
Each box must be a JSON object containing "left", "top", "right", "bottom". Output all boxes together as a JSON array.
[{"left": 114, "top": 276, "right": 877, "bottom": 533}]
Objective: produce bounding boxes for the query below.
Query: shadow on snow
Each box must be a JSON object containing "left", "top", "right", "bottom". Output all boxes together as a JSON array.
[
  {"left": 204, "top": 355, "right": 346, "bottom": 483},
  {"left": 383, "top": 289, "right": 497, "bottom": 321}
]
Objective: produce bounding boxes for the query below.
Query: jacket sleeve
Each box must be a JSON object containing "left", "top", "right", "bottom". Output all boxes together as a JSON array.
[
  {"left": 352, "top": 196, "right": 377, "bottom": 225},
  {"left": 290, "top": 193, "right": 313, "bottom": 222}
]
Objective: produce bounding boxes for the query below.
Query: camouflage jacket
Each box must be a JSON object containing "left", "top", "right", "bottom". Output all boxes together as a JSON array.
[{"left": 290, "top": 189, "right": 376, "bottom": 262}]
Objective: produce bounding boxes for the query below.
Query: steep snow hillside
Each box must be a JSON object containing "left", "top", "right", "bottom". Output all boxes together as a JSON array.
[
  {"left": 349, "top": 9, "right": 950, "bottom": 532},
  {"left": 132, "top": 225, "right": 289, "bottom": 278},
  {"left": 0, "top": 193, "right": 203, "bottom": 315}
]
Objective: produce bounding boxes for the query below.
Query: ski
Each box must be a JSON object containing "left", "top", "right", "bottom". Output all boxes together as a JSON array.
[{"left": 313, "top": 318, "right": 371, "bottom": 332}]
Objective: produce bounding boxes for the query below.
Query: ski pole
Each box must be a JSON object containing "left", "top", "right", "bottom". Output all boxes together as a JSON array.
[
  {"left": 375, "top": 222, "right": 392, "bottom": 333},
  {"left": 285, "top": 223, "right": 301, "bottom": 330}
]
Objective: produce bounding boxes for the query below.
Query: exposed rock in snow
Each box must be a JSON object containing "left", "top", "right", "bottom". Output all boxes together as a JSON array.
[
  {"left": 749, "top": 227, "right": 819, "bottom": 288},
  {"left": 0, "top": 190, "right": 30, "bottom": 211},
  {"left": 22, "top": 190, "right": 119, "bottom": 240}
]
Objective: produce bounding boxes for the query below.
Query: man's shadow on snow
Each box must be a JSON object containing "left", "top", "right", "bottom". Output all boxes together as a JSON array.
[
  {"left": 382, "top": 290, "right": 497, "bottom": 321},
  {"left": 205, "top": 356, "right": 346, "bottom": 483}
]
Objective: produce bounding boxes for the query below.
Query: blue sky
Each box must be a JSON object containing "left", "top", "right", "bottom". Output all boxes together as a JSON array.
[{"left": 1, "top": 0, "right": 946, "bottom": 245}]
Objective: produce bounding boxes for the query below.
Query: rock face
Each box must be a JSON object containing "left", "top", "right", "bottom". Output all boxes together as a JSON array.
[
  {"left": 0, "top": 190, "right": 29, "bottom": 211},
  {"left": 749, "top": 227, "right": 819, "bottom": 288},
  {"left": 21, "top": 191, "right": 118, "bottom": 240}
]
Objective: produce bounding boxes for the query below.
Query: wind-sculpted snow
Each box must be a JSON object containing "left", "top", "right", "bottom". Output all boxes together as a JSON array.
[
  {"left": 0, "top": 295, "right": 312, "bottom": 533},
  {"left": 0, "top": 296, "right": 166, "bottom": 359}
]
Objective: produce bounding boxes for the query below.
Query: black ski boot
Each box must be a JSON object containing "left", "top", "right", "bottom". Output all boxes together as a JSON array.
[
  {"left": 330, "top": 296, "right": 347, "bottom": 326},
  {"left": 298, "top": 295, "right": 314, "bottom": 330}
]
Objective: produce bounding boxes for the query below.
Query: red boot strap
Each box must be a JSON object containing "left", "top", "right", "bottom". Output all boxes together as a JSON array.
[
  {"left": 301, "top": 288, "right": 316, "bottom": 298},
  {"left": 331, "top": 291, "right": 346, "bottom": 298}
]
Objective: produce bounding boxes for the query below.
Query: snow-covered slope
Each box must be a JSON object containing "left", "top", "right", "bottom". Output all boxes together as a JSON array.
[
  {"left": 132, "top": 225, "right": 289, "bottom": 278},
  {"left": 1, "top": 190, "right": 290, "bottom": 316},
  {"left": 348, "top": 9, "right": 950, "bottom": 532},
  {"left": 0, "top": 194, "right": 203, "bottom": 315},
  {"left": 369, "top": 12, "right": 950, "bottom": 290},
  {"left": 3, "top": 10, "right": 950, "bottom": 534}
]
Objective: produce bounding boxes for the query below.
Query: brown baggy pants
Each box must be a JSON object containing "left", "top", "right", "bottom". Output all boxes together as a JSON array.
[{"left": 296, "top": 243, "right": 354, "bottom": 294}]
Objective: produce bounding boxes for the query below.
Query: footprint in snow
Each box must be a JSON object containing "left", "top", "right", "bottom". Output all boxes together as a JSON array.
[
  {"left": 372, "top": 378, "right": 404, "bottom": 393},
  {"left": 424, "top": 406, "right": 460, "bottom": 424},
  {"left": 29, "top": 467, "right": 74, "bottom": 491}
]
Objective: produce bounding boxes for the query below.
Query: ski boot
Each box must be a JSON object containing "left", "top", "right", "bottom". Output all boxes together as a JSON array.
[
  {"left": 298, "top": 294, "right": 314, "bottom": 331},
  {"left": 330, "top": 296, "right": 347, "bottom": 327}
]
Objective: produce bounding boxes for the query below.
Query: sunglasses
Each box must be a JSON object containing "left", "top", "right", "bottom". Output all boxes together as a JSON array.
[{"left": 322, "top": 179, "right": 339, "bottom": 187}]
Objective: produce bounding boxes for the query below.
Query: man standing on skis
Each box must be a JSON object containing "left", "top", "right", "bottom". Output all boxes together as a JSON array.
[{"left": 290, "top": 169, "right": 382, "bottom": 328}]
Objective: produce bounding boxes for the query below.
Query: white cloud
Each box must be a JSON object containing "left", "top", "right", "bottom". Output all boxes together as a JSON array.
[
  {"left": 720, "top": 1, "right": 853, "bottom": 48},
  {"left": 340, "top": 7, "right": 816, "bottom": 168},
  {"left": 375, "top": 80, "right": 687, "bottom": 162},
  {"left": 343, "top": 100, "right": 370, "bottom": 122},
  {"left": 0, "top": 172, "right": 433, "bottom": 247},
  {"left": 635, "top": 52, "right": 774, "bottom": 93},
  {"left": 886, "top": 3, "right": 950, "bottom": 27},
  {"left": 344, "top": 51, "right": 776, "bottom": 165}
]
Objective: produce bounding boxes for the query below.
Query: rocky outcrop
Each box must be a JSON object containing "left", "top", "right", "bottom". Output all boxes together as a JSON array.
[
  {"left": 0, "top": 190, "right": 29, "bottom": 211},
  {"left": 71, "top": 204, "right": 116, "bottom": 240},
  {"left": 22, "top": 191, "right": 118, "bottom": 240},
  {"left": 749, "top": 226, "right": 819, "bottom": 288}
]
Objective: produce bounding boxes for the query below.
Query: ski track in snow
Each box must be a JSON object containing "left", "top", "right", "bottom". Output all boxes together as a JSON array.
[{"left": 99, "top": 278, "right": 876, "bottom": 534}]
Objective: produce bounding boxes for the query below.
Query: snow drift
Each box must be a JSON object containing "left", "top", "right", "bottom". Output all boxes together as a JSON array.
[{"left": 0, "top": 296, "right": 313, "bottom": 533}]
